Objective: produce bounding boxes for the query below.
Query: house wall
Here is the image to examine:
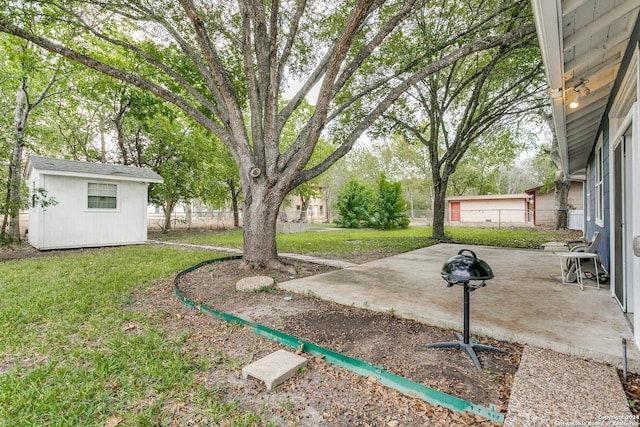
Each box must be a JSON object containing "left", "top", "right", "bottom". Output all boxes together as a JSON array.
[
  {"left": 585, "top": 146, "right": 609, "bottom": 270},
  {"left": 281, "top": 189, "right": 328, "bottom": 222},
  {"left": 534, "top": 192, "right": 553, "bottom": 212},
  {"left": 30, "top": 174, "right": 149, "bottom": 250},
  {"left": 534, "top": 182, "right": 584, "bottom": 227},
  {"left": 453, "top": 199, "right": 530, "bottom": 224},
  {"left": 535, "top": 183, "right": 584, "bottom": 211},
  {"left": 585, "top": 16, "right": 640, "bottom": 340},
  {"left": 589, "top": 44, "right": 639, "bottom": 276}
]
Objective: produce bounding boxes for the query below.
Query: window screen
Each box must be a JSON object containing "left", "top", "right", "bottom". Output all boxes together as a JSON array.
[{"left": 88, "top": 183, "right": 117, "bottom": 209}]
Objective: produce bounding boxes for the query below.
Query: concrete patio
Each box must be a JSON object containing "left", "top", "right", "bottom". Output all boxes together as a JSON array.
[{"left": 279, "top": 243, "right": 640, "bottom": 371}]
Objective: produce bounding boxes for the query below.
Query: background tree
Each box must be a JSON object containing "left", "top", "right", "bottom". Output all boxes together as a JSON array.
[
  {"left": 0, "top": 0, "right": 535, "bottom": 267},
  {"left": 142, "top": 114, "right": 214, "bottom": 231},
  {"left": 377, "top": 137, "right": 434, "bottom": 215},
  {"left": 448, "top": 128, "right": 530, "bottom": 195},
  {"left": 56, "top": 69, "right": 246, "bottom": 228},
  {"left": 334, "top": 173, "right": 409, "bottom": 229},
  {"left": 201, "top": 141, "right": 243, "bottom": 228},
  {"left": 276, "top": 98, "right": 324, "bottom": 223},
  {"left": 0, "top": 35, "right": 69, "bottom": 243},
  {"left": 52, "top": 78, "right": 107, "bottom": 162},
  {"left": 381, "top": 0, "right": 544, "bottom": 239},
  {"left": 540, "top": 111, "right": 571, "bottom": 229},
  {"left": 56, "top": 75, "right": 227, "bottom": 231}
]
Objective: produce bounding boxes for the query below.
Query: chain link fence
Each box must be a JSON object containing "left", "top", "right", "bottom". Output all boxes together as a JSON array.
[
  {"left": 147, "top": 208, "right": 579, "bottom": 230},
  {"left": 18, "top": 207, "right": 582, "bottom": 235}
]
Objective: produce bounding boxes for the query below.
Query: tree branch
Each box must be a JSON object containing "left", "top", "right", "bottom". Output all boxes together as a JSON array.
[
  {"left": 0, "top": 17, "right": 229, "bottom": 142},
  {"left": 291, "top": 22, "right": 537, "bottom": 188}
]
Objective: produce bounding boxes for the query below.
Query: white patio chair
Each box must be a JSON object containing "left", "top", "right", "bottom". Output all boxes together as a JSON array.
[{"left": 565, "top": 231, "right": 600, "bottom": 283}]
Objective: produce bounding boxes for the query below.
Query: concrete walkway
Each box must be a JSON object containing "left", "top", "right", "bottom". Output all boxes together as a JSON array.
[
  {"left": 276, "top": 243, "right": 638, "bottom": 424},
  {"left": 279, "top": 243, "right": 640, "bottom": 370}
]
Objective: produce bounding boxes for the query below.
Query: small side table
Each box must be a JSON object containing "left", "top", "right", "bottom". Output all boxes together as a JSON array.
[{"left": 555, "top": 252, "right": 600, "bottom": 290}]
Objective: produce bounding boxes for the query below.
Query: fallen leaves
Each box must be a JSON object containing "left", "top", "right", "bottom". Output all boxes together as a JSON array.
[
  {"left": 143, "top": 258, "right": 520, "bottom": 426},
  {"left": 104, "top": 417, "right": 122, "bottom": 427}
]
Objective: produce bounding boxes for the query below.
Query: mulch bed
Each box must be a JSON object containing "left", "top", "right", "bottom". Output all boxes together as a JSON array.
[{"left": 169, "top": 257, "right": 521, "bottom": 426}]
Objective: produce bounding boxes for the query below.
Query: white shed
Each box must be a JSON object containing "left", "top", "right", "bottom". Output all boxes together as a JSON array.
[{"left": 24, "top": 156, "right": 163, "bottom": 250}]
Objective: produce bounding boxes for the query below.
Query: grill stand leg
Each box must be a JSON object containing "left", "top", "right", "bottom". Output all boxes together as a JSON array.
[{"left": 426, "top": 284, "right": 505, "bottom": 369}]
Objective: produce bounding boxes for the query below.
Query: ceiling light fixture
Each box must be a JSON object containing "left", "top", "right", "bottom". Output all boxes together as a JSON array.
[
  {"left": 568, "top": 82, "right": 590, "bottom": 109},
  {"left": 569, "top": 97, "right": 580, "bottom": 109}
]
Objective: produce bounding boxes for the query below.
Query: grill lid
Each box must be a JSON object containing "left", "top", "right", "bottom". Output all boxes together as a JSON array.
[{"left": 441, "top": 249, "right": 494, "bottom": 284}]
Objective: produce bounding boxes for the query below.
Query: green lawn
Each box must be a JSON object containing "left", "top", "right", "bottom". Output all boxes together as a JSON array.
[
  {"left": 150, "top": 225, "right": 581, "bottom": 258},
  {"left": 0, "top": 245, "right": 268, "bottom": 426},
  {"left": 1, "top": 227, "right": 580, "bottom": 425}
]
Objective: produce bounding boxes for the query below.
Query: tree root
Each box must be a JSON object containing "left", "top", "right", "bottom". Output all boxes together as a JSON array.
[{"left": 239, "top": 257, "right": 298, "bottom": 276}]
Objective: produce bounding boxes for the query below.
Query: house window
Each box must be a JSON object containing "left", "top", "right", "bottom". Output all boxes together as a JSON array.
[
  {"left": 595, "top": 143, "right": 603, "bottom": 223},
  {"left": 88, "top": 183, "right": 117, "bottom": 209},
  {"left": 585, "top": 165, "right": 591, "bottom": 222}
]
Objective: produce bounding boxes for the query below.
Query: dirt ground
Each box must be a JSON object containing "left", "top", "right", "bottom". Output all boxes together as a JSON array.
[
  {"left": 4, "top": 241, "right": 640, "bottom": 425},
  {"left": 166, "top": 256, "right": 520, "bottom": 426}
]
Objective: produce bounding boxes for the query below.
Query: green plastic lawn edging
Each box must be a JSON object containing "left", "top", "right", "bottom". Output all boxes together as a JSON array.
[{"left": 173, "top": 256, "right": 505, "bottom": 424}]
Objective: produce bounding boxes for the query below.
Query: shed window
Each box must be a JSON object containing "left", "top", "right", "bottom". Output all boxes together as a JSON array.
[{"left": 88, "top": 183, "right": 117, "bottom": 209}]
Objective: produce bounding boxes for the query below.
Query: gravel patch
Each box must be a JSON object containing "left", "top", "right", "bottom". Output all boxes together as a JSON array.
[{"left": 504, "top": 346, "right": 634, "bottom": 426}]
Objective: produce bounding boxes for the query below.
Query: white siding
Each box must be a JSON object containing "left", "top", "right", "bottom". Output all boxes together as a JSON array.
[
  {"left": 536, "top": 182, "right": 583, "bottom": 212},
  {"left": 30, "top": 174, "right": 150, "bottom": 250},
  {"left": 458, "top": 199, "right": 528, "bottom": 223},
  {"left": 28, "top": 175, "right": 42, "bottom": 248}
]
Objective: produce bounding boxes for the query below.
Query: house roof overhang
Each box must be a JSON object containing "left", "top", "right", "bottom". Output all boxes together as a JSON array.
[{"left": 531, "top": 0, "right": 640, "bottom": 178}]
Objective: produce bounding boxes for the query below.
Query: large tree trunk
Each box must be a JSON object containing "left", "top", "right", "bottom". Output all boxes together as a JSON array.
[
  {"left": 431, "top": 179, "right": 448, "bottom": 240},
  {"left": 243, "top": 202, "right": 279, "bottom": 269},
  {"left": 554, "top": 175, "right": 570, "bottom": 230},
  {"left": 6, "top": 140, "right": 24, "bottom": 242},
  {"left": 185, "top": 203, "right": 192, "bottom": 229},
  {"left": 543, "top": 112, "right": 570, "bottom": 230},
  {"left": 242, "top": 181, "right": 288, "bottom": 270}
]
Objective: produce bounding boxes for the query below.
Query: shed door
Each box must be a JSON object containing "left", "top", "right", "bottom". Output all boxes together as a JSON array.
[{"left": 450, "top": 202, "right": 461, "bottom": 222}]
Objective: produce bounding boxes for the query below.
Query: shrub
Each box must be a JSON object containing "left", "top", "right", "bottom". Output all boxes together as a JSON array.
[
  {"left": 334, "top": 179, "right": 374, "bottom": 228},
  {"left": 369, "top": 173, "right": 409, "bottom": 230},
  {"left": 334, "top": 175, "right": 409, "bottom": 230}
]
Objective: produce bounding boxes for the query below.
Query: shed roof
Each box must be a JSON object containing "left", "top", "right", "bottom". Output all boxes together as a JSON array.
[
  {"left": 446, "top": 194, "right": 531, "bottom": 202},
  {"left": 26, "top": 155, "right": 163, "bottom": 183}
]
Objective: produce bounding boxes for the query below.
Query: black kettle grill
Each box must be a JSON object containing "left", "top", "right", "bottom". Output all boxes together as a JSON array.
[{"left": 427, "top": 249, "right": 505, "bottom": 369}]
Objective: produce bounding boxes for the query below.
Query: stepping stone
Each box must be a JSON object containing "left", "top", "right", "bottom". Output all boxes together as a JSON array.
[
  {"left": 235, "top": 275, "right": 275, "bottom": 291},
  {"left": 242, "top": 350, "right": 307, "bottom": 390}
]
